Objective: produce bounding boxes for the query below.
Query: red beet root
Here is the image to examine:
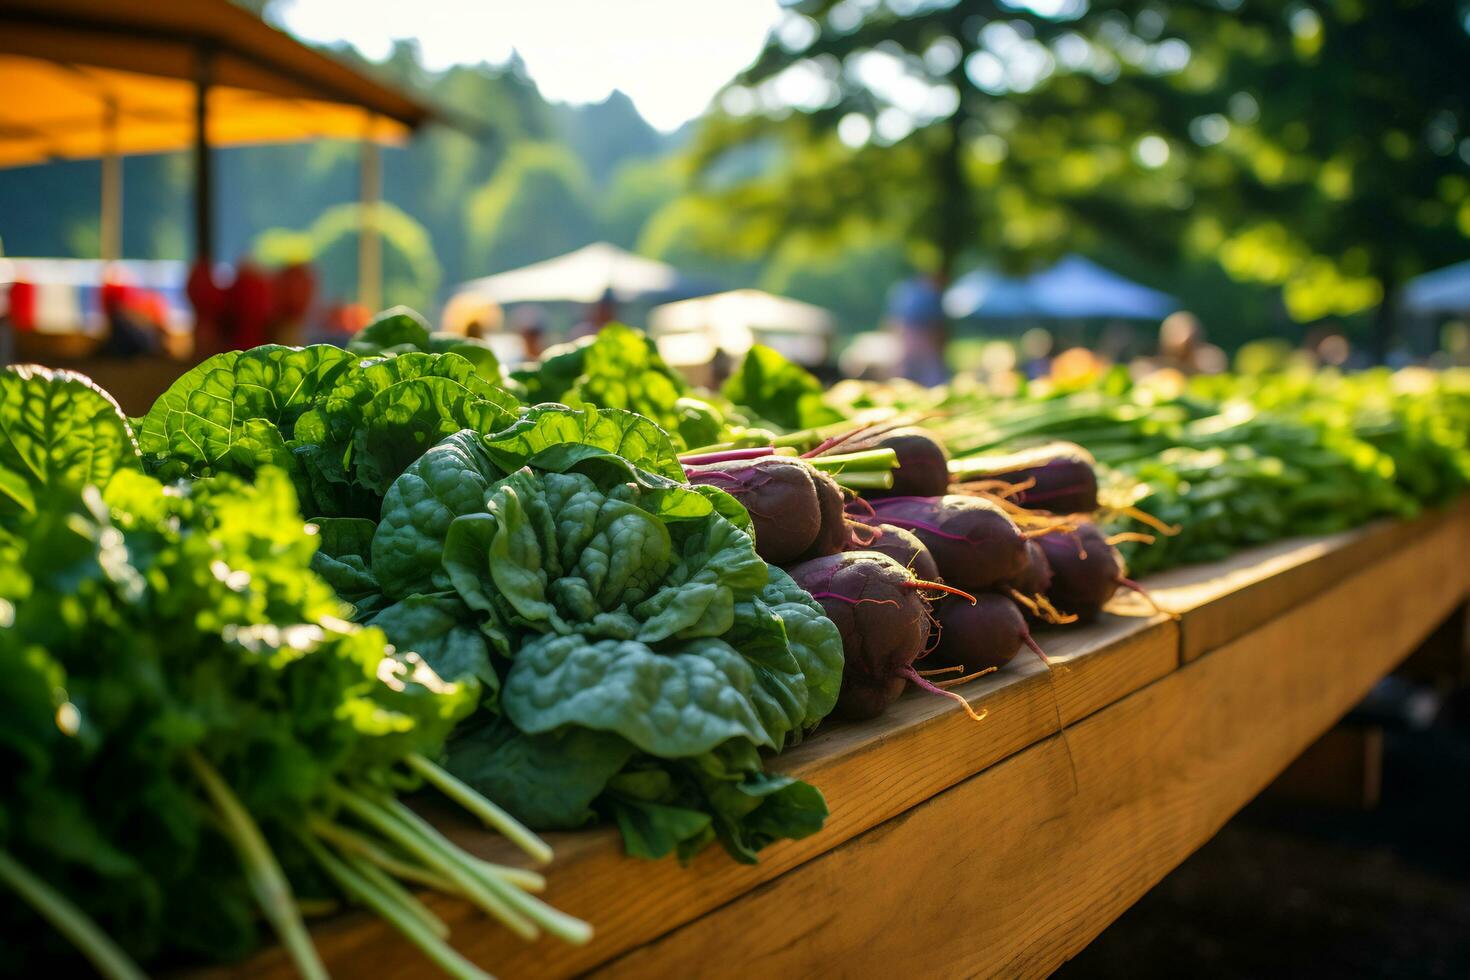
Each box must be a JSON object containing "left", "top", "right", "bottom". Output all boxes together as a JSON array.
[
  {"left": 1036, "top": 521, "right": 1124, "bottom": 622},
  {"left": 952, "top": 442, "right": 1099, "bottom": 515},
  {"left": 801, "top": 465, "right": 849, "bottom": 561},
  {"left": 1003, "top": 539, "right": 1053, "bottom": 596},
  {"left": 685, "top": 456, "right": 844, "bottom": 566},
  {"left": 837, "top": 428, "right": 950, "bottom": 498},
  {"left": 856, "top": 494, "right": 1027, "bottom": 595},
  {"left": 853, "top": 523, "right": 940, "bottom": 583},
  {"left": 927, "top": 594, "right": 1042, "bottom": 674},
  {"left": 788, "top": 551, "right": 934, "bottom": 720}
]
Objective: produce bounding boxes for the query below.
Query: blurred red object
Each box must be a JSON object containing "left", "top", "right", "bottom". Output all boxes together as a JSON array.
[
  {"left": 187, "top": 260, "right": 224, "bottom": 352},
  {"left": 228, "top": 261, "right": 275, "bottom": 350},
  {"left": 274, "top": 262, "right": 316, "bottom": 323},
  {"left": 325, "top": 302, "right": 370, "bottom": 336},
  {"left": 7, "top": 280, "right": 37, "bottom": 331},
  {"left": 99, "top": 278, "right": 134, "bottom": 317}
]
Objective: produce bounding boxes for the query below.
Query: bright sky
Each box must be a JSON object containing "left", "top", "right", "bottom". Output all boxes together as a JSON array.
[{"left": 274, "top": 0, "right": 785, "bottom": 131}]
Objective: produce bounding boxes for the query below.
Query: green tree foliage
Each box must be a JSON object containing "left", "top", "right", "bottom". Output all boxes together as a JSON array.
[
  {"left": 690, "top": 0, "right": 1470, "bottom": 348},
  {"left": 255, "top": 202, "right": 443, "bottom": 310},
  {"left": 466, "top": 142, "right": 597, "bottom": 275}
]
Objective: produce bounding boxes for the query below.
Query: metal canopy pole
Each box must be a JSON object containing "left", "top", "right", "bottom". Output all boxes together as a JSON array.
[
  {"left": 100, "top": 98, "right": 121, "bottom": 261},
  {"left": 193, "top": 48, "right": 214, "bottom": 264},
  {"left": 358, "top": 120, "right": 382, "bottom": 314}
]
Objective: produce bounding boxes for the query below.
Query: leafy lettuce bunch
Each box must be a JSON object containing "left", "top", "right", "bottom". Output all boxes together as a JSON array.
[
  {"left": 512, "top": 323, "right": 734, "bottom": 450},
  {"left": 328, "top": 405, "right": 845, "bottom": 863},
  {"left": 135, "top": 336, "right": 520, "bottom": 519},
  {"left": 0, "top": 366, "right": 584, "bottom": 978}
]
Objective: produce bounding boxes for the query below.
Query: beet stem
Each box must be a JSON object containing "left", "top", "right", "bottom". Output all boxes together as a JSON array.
[
  {"left": 900, "top": 665, "right": 988, "bottom": 723},
  {"left": 679, "top": 446, "right": 780, "bottom": 465}
]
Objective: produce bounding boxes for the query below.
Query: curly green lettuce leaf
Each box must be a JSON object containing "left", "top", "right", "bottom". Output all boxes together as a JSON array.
[
  {"left": 368, "top": 593, "right": 497, "bottom": 703},
  {"left": 308, "top": 517, "right": 384, "bottom": 616},
  {"left": 292, "top": 351, "right": 519, "bottom": 512},
  {"left": 1, "top": 365, "right": 142, "bottom": 509},
  {"left": 373, "top": 431, "right": 504, "bottom": 599}
]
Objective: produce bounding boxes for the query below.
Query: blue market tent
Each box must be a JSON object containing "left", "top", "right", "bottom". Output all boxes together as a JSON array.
[
  {"left": 1403, "top": 259, "right": 1470, "bottom": 314},
  {"left": 944, "top": 254, "right": 1178, "bottom": 321}
]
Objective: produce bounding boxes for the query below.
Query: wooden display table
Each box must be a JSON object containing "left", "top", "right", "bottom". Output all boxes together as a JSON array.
[{"left": 230, "top": 503, "right": 1470, "bottom": 979}]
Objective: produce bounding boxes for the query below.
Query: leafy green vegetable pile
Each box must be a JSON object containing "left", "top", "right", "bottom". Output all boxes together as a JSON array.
[
  {"left": 127, "top": 312, "right": 847, "bottom": 866},
  {"left": 304, "top": 404, "right": 844, "bottom": 862},
  {"left": 0, "top": 366, "right": 585, "bottom": 978}
]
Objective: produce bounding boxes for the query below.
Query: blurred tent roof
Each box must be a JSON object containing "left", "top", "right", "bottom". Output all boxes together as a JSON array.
[
  {"left": 0, "top": 0, "right": 437, "bottom": 167},
  {"left": 458, "top": 243, "right": 714, "bottom": 305},
  {"left": 650, "top": 289, "right": 833, "bottom": 336},
  {"left": 650, "top": 288, "right": 833, "bottom": 367},
  {"left": 1403, "top": 260, "right": 1470, "bottom": 314},
  {"left": 944, "top": 254, "right": 1178, "bottom": 321}
]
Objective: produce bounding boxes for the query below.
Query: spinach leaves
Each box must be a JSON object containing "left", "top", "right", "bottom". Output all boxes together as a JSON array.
[{"left": 362, "top": 409, "right": 844, "bottom": 862}]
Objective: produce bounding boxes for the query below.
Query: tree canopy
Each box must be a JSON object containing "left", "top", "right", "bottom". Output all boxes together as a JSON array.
[{"left": 687, "top": 0, "right": 1470, "bottom": 348}]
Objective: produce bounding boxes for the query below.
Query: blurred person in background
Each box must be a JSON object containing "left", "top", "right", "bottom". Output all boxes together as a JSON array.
[
  {"left": 510, "top": 303, "right": 547, "bottom": 360},
  {"left": 1019, "top": 327, "right": 1054, "bottom": 379},
  {"left": 570, "top": 288, "right": 617, "bottom": 341},
  {"left": 886, "top": 272, "right": 948, "bottom": 386},
  {"left": 1148, "top": 311, "right": 1226, "bottom": 376}
]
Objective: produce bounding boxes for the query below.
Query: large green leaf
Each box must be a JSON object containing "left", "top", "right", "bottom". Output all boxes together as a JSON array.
[
  {"left": 0, "top": 364, "right": 141, "bottom": 504},
  {"left": 347, "top": 306, "right": 432, "bottom": 354},
  {"left": 484, "top": 403, "right": 684, "bottom": 482},
  {"left": 135, "top": 345, "right": 352, "bottom": 477},
  {"left": 502, "top": 634, "right": 773, "bottom": 755},
  {"left": 373, "top": 431, "right": 505, "bottom": 599}
]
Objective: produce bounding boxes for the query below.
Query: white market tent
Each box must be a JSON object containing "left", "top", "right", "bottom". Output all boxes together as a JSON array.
[
  {"left": 649, "top": 288, "right": 834, "bottom": 367},
  {"left": 457, "top": 242, "right": 701, "bottom": 306}
]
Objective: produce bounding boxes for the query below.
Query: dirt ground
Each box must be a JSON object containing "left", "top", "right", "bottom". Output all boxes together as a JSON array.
[{"left": 1055, "top": 721, "right": 1470, "bottom": 979}]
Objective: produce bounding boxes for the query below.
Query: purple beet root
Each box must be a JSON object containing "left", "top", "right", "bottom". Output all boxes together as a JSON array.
[
  {"left": 927, "top": 594, "right": 1044, "bottom": 674},
  {"left": 1036, "top": 521, "right": 1125, "bottom": 622},
  {"left": 788, "top": 552, "right": 932, "bottom": 720},
  {"left": 856, "top": 495, "right": 1027, "bottom": 595},
  {"left": 799, "top": 465, "right": 849, "bottom": 562},
  {"left": 853, "top": 523, "right": 941, "bottom": 583},
  {"left": 837, "top": 428, "right": 950, "bottom": 498},
  {"left": 1004, "top": 539, "right": 1053, "bottom": 596},
  {"left": 953, "top": 442, "right": 1099, "bottom": 515},
  {"left": 685, "top": 456, "right": 843, "bottom": 566}
]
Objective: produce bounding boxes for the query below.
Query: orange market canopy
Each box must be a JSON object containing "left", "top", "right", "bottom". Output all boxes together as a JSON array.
[
  {"left": 0, "top": 0, "right": 441, "bottom": 276},
  {"left": 0, "top": 0, "right": 431, "bottom": 166}
]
